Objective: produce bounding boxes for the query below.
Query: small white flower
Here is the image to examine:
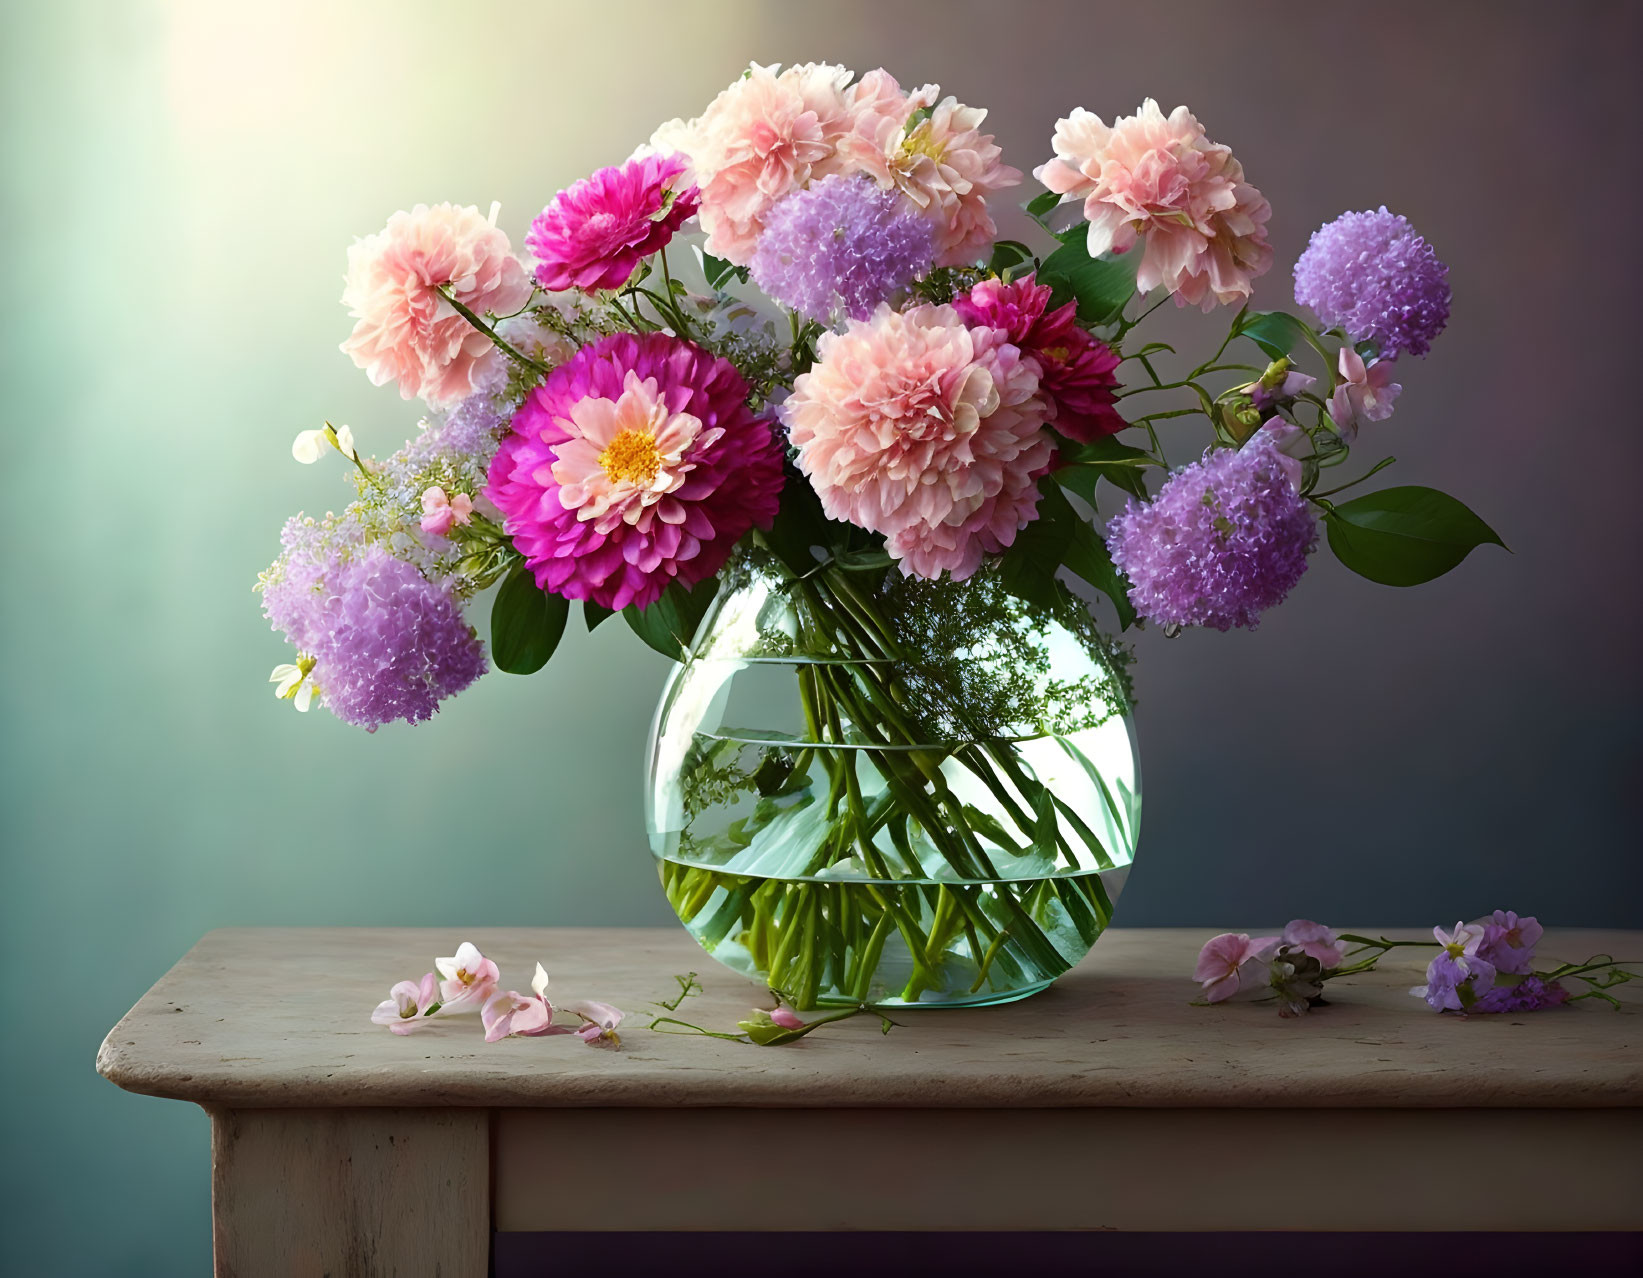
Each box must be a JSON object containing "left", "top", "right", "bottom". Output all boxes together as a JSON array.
[
  {"left": 331, "top": 423, "right": 357, "bottom": 460},
  {"left": 531, "top": 962, "right": 551, "bottom": 1000},
  {"left": 269, "top": 656, "right": 318, "bottom": 712},
  {"left": 291, "top": 429, "right": 327, "bottom": 464}
]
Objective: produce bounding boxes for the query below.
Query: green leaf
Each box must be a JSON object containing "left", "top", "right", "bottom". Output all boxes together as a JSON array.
[
  {"left": 1035, "top": 234, "right": 1141, "bottom": 326},
  {"left": 1236, "top": 310, "right": 1311, "bottom": 360},
  {"left": 699, "top": 250, "right": 740, "bottom": 290},
  {"left": 623, "top": 577, "right": 723, "bottom": 661},
  {"left": 1062, "top": 519, "right": 1138, "bottom": 631},
  {"left": 583, "top": 601, "right": 615, "bottom": 631},
  {"left": 490, "top": 566, "right": 569, "bottom": 675},
  {"left": 1024, "top": 189, "right": 1061, "bottom": 222},
  {"left": 999, "top": 479, "right": 1136, "bottom": 629},
  {"left": 761, "top": 478, "right": 837, "bottom": 578},
  {"left": 1054, "top": 436, "right": 1154, "bottom": 504},
  {"left": 987, "top": 239, "right": 1034, "bottom": 274},
  {"left": 1324, "top": 486, "right": 1507, "bottom": 586}
]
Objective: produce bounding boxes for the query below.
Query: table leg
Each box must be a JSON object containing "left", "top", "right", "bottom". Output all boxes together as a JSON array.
[{"left": 208, "top": 1107, "right": 489, "bottom": 1277}]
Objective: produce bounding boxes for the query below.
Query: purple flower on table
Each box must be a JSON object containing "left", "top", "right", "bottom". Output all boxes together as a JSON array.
[
  {"left": 370, "top": 972, "right": 441, "bottom": 1035},
  {"left": 1411, "top": 921, "right": 1496, "bottom": 1012},
  {"left": 1281, "top": 919, "right": 1347, "bottom": 969},
  {"left": 1194, "top": 932, "right": 1280, "bottom": 1003},
  {"left": 1472, "top": 975, "right": 1570, "bottom": 1015},
  {"left": 1477, "top": 910, "right": 1543, "bottom": 976}
]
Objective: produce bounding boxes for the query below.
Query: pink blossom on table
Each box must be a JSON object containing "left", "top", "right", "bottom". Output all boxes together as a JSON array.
[
  {"left": 1034, "top": 100, "right": 1272, "bottom": 311},
  {"left": 561, "top": 998, "right": 625, "bottom": 1049},
  {"left": 835, "top": 72, "right": 1022, "bottom": 267},
  {"left": 782, "top": 302, "right": 1053, "bottom": 580},
  {"left": 1327, "top": 347, "right": 1401, "bottom": 441},
  {"left": 525, "top": 153, "right": 699, "bottom": 294},
  {"left": 370, "top": 972, "right": 440, "bottom": 1035},
  {"left": 340, "top": 202, "right": 532, "bottom": 407},
  {"left": 419, "top": 485, "right": 474, "bottom": 537},
  {"left": 1194, "top": 932, "right": 1280, "bottom": 1003},
  {"left": 653, "top": 62, "right": 856, "bottom": 265},
  {"left": 769, "top": 1006, "right": 805, "bottom": 1030},
  {"left": 1280, "top": 919, "right": 1347, "bottom": 969},
  {"left": 480, "top": 983, "right": 556, "bottom": 1042},
  {"left": 1477, "top": 910, "right": 1543, "bottom": 976},
  {"left": 434, "top": 941, "right": 500, "bottom": 1011}
]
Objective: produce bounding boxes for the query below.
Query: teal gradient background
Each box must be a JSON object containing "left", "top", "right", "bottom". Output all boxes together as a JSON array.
[{"left": 4, "top": 2, "right": 1639, "bottom": 1272}]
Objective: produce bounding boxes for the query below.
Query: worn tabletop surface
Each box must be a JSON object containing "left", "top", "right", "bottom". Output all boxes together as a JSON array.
[{"left": 97, "top": 927, "right": 1642, "bottom": 1110}]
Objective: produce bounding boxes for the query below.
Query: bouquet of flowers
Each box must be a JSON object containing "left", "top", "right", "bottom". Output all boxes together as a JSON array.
[{"left": 260, "top": 64, "right": 1500, "bottom": 1009}]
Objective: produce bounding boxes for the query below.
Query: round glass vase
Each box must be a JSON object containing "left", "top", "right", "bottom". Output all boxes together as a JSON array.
[{"left": 644, "top": 553, "right": 1140, "bottom": 1010}]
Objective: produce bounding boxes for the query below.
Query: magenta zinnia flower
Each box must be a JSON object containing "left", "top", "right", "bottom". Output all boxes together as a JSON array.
[
  {"left": 486, "top": 332, "right": 785, "bottom": 611},
  {"left": 526, "top": 153, "right": 700, "bottom": 293},
  {"left": 954, "top": 273, "right": 1125, "bottom": 441}
]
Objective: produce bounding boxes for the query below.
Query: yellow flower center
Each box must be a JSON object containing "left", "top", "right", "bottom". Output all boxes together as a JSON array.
[
  {"left": 902, "top": 123, "right": 947, "bottom": 164},
  {"left": 599, "top": 429, "right": 663, "bottom": 487}
]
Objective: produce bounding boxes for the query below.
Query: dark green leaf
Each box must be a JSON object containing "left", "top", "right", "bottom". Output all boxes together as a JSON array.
[
  {"left": 1062, "top": 519, "right": 1138, "bottom": 630},
  {"left": 1236, "top": 310, "right": 1310, "bottom": 360},
  {"left": 583, "top": 601, "right": 615, "bottom": 631},
  {"left": 1000, "top": 479, "right": 1136, "bottom": 628},
  {"left": 1055, "top": 436, "right": 1154, "bottom": 503},
  {"left": 761, "top": 476, "right": 837, "bottom": 578},
  {"left": 1324, "top": 486, "right": 1506, "bottom": 586},
  {"left": 491, "top": 566, "right": 569, "bottom": 675},
  {"left": 1025, "top": 189, "right": 1061, "bottom": 222},
  {"left": 700, "top": 251, "right": 739, "bottom": 290},
  {"left": 987, "top": 239, "right": 1034, "bottom": 274},
  {"left": 1035, "top": 235, "right": 1141, "bottom": 326},
  {"left": 623, "top": 577, "right": 723, "bottom": 661}
]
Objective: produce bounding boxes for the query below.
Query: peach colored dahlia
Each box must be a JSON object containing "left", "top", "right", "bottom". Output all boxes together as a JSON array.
[
  {"left": 651, "top": 62, "right": 855, "bottom": 265},
  {"left": 340, "top": 203, "right": 532, "bottom": 407},
  {"left": 782, "top": 304, "right": 1052, "bottom": 580},
  {"left": 1035, "top": 100, "right": 1271, "bottom": 311},
  {"left": 838, "top": 72, "right": 1022, "bottom": 267}
]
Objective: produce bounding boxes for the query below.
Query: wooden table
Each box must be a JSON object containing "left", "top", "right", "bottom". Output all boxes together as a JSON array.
[{"left": 97, "top": 927, "right": 1643, "bottom": 1274}]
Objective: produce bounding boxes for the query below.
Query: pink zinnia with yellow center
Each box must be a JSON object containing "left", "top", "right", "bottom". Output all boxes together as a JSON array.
[{"left": 486, "top": 333, "right": 785, "bottom": 611}]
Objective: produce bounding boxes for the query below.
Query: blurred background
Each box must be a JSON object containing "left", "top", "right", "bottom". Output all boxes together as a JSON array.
[{"left": 3, "top": 1, "right": 1639, "bottom": 1272}]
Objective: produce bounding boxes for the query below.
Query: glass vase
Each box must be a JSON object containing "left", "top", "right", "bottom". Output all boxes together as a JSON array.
[{"left": 644, "top": 552, "right": 1140, "bottom": 1009}]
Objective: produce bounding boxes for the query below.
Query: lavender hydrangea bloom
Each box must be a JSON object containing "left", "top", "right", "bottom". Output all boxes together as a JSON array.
[
  {"left": 261, "top": 516, "right": 485, "bottom": 731},
  {"left": 1106, "top": 436, "right": 1316, "bottom": 632},
  {"left": 1293, "top": 207, "right": 1451, "bottom": 358},
  {"left": 1472, "top": 976, "right": 1570, "bottom": 1015},
  {"left": 750, "top": 175, "right": 935, "bottom": 323}
]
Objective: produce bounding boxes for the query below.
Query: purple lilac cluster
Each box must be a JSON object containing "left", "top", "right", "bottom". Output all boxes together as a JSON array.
[
  {"left": 1106, "top": 434, "right": 1316, "bottom": 632},
  {"left": 1292, "top": 207, "right": 1451, "bottom": 358},
  {"left": 750, "top": 175, "right": 935, "bottom": 324},
  {"left": 262, "top": 516, "right": 485, "bottom": 731}
]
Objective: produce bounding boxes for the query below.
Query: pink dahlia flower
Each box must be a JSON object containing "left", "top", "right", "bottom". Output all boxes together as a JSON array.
[
  {"left": 782, "top": 303, "right": 1052, "bottom": 580},
  {"left": 340, "top": 202, "right": 532, "bottom": 407},
  {"left": 526, "top": 153, "right": 699, "bottom": 293},
  {"left": 486, "top": 333, "right": 785, "bottom": 611},
  {"left": 955, "top": 273, "right": 1125, "bottom": 441},
  {"left": 1035, "top": 100, "right": 1272, "bottom": 312},
  {"left": 837, "top": 72, "right": 1022, "bottom": 267},
  {"left": 653, "top": 62, "right": 856, "bottom": 265}
]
